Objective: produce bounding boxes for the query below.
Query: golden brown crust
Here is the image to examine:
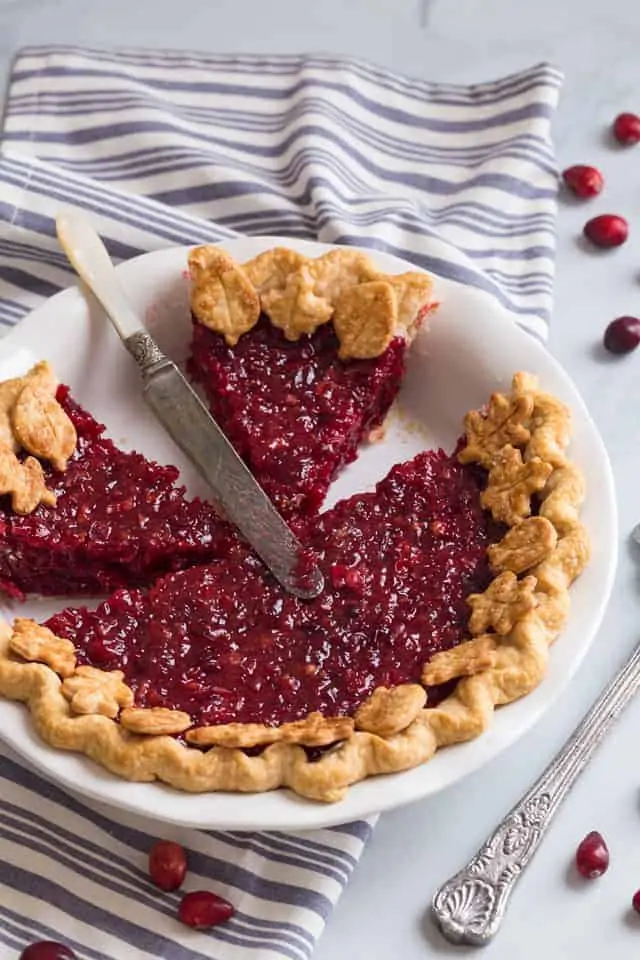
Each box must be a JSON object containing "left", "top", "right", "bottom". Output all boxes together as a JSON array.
[
  {"left": 9, "top": 619, "right": 76, "bottom": 677},
  {"left": 243, "top": 247, "right": 307, "bottom": 295},
  {"left": 261, "top": 265, "right": 334, "bottom": 340},
  {"left": 468, "top": 572, "right": 538, "bottom": 636},
  {"left": 480, "top": 446, "right": 553, "bottom": 525},
  {"left": 307, "top": 249, "right": 378, "bottom": 300},
  {"left": 0, "top": 451, "right": 56, "bottom": 514},
  {"left": 488, "top": 516, "right": 558, "bottom": 574},
  {"left": 189, "top": 246, "right": 260, "bottom": 345},
  {"left": 0, "top": 377, "right": 25, "bottom": 451},
  {"left": 0, "top": 372, "right": 589, "bottom": 802},
  {"left": 385, "top": 272, "right": 434, "bottom": 335},
  {"left": 189, "top": 245, "right": 436, "bottom": 359},
  {"left": 333, "top": 281, "right": 397, "bottom": 359},
  {"left": 0, "top": 361, "right": 77, "bottom": 514},
  {"left": 120, "top": 707, "right": 192, "bottom": 735},
  {"left": 61, "top": 666, "right": 134, "bottom": 718},
  {"left": 11, "top": 361, "right": 77, "bottom": 471},
  {"left": 354, "top": 685, "right": 427, "bottom": 736},
  {"left": 185, "top": 713, "right": 354, "bottom": 749},
  {"left": 459, "top": 392, "right": 533, "bottom": 467},
  {"left": 421, "top": 637, "right": 497, "bottom": 686}
]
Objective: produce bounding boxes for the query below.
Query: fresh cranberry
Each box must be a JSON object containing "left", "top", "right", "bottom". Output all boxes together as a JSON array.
[
  {"left": 603, "top": 316, "right": 640, "bottom": 355},
  {"left": 20, "top": 944, "right": 76, "bottom": 960},
  {"left": 178, "top": 890, "right": 235, "bottom": 929},
  {"left": 149, "top": 840, "right": 187, "bottom": 891},
  {"left": 583, "top": 214, "right": 628, "bottom": 248},
  {"left": 632, "top": 889, "right": 640, "bottom": 914},
  {"left": 613, "top": 112, "right": 640, "bottom": 145},
  {"left": 561, "top": 165, "right": 604, "bottom": 198},
  {"left": 575, "top": 831, "right": 609, "bottom": 878}
]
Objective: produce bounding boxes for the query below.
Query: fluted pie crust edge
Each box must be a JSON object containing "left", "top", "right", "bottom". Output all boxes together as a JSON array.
[{"left": 0, "top": 372, "right": 589, "bottom": 802}]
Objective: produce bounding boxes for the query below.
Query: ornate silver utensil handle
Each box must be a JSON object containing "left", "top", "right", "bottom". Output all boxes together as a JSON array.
[{"left": 432, "top": 641, "right": 640, "bottom": 946}]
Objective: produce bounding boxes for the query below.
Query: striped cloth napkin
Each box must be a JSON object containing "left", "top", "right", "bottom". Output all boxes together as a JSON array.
[{"left": 0, "top": 46, "right": 562, "bottom": 960}]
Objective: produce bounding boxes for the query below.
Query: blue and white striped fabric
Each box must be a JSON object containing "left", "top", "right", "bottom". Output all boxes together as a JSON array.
[
  {"left": 0, "top": 45, "right": 562, "bottom": 960},
  {"left": 3, "top": 46, "right": 562, "bottom": 338}
]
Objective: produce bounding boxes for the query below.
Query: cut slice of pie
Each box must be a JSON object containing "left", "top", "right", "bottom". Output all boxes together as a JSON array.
[
  {"left": 187, "top": 246, "right": 436, "bottom": 516},
  {"left": 0, "top": 372, "right": 590, "bottom": 802},
  {"left": 0, "top": 363, "right": 231, "bottom": 600},
  {"left": 39, "top": 446, "right": 497, "bottom": 726}
]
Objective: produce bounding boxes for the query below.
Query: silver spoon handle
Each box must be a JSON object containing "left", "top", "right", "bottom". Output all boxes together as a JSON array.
[{"left": 432, "top": 641, "right": 640, "bottom": 946}]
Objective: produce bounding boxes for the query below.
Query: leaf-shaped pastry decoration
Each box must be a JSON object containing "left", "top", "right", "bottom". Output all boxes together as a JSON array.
[
  {"left": 189, "top": 246, "right": 260, "bottom": 345},
  {"left": 11, "top": 362, "right": 77, "bottom": 471},
  {"left": 62, "top": 666, "right": 134, "bottom": 718}
]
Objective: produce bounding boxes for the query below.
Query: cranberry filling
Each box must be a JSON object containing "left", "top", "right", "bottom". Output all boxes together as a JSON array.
[
  {"left": 188, "top": 316, "right": 406, "bottom": 517},
  {"left": 0, "top": 387, "right": 232, "bottom": 600},
  {"left": 46, "top": 449, "right": 499, "bottom": 727}
]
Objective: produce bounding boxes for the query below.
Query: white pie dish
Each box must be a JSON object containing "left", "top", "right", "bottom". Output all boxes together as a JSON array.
[{"left": 0, "top": 237, "right": 617, "bottom": 831}]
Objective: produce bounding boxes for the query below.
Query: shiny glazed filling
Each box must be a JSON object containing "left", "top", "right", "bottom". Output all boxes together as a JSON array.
[
  {"left": 45, "top": 450, "right": 498, "bottom": 727},
  {"left": 0, "top": 388, "right": 230, "bottom": 600},
  {"left": 189, "top": 316, "right": 407, "bottom": 517}
]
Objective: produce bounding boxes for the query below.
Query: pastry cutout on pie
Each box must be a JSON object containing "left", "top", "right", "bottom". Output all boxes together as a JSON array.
[
  {"left": 0, "top": 355, "right": 589, "bottom": 802},
  {"left": 187, "top": 246, "right": 435, "bottom": 514},
  {"left": 0, "top": 370, "right": 233, "bottom": 600},
  {"left": 189, "top": 244, "right": 435, "bottom": 358},
  {"left": 189, "top": 246, "right": 260, "bottom": 346}
]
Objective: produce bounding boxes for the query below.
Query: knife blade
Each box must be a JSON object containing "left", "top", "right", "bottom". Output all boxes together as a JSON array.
[{"left": 56, "top": 211, "right": 324, "bottom": 600}]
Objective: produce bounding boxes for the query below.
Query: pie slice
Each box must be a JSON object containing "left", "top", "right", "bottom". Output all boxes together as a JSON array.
[
  {"left": 0, "top": 363, "right": 231, "bottom": 600},
  {"left": 188, "top": 246, "right": 436, "bottom": 516},
  {"left": 0, "top": 373, "right": 590, "bottom": 802}
]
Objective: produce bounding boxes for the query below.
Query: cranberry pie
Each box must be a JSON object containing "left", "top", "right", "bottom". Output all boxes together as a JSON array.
[
  {"left": 0, "top": 245, "right": 589, "bottom": 802},
  {"left": 0, "top": 362, "right": 231, "bottom": 600},
  {"left": 188, "top": 246, "right": 435, "bottom": 515}
]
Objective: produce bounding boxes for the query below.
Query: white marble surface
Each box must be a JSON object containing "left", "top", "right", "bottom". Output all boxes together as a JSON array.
[{"left": 1, "top": 0, "right": 640, "bottom": 957}]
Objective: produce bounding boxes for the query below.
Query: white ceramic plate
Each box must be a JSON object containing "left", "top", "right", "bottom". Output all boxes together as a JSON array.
[{"left": 0, "top": 237, "right": 617, "bottom": 831}]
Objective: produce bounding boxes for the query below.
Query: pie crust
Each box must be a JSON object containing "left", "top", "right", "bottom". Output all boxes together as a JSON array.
[
  {"left": 189, "top": 245, "right": 435, "bottom": 358},
  {"left": 0, "top": 370, "right": 589, "bottom": 802}
]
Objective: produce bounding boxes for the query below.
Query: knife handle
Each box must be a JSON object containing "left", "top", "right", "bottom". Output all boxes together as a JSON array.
[
  {"left": 432, "top": 640, "right": 640, "bottom": 945},
  {"left": 124, "top": 330, "right": 172, "bottom": 379},
  {"left": 57, "top": 211, "right": 144, "bottom": 340}
]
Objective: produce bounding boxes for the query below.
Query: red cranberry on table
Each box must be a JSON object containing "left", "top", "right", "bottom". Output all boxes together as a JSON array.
[
  {"left": 178, "top": 890, "right": 235, "bottom": 929},
  {"left": 561, "top": 165, "right": 604, "bottom": 198},
  {"left": 583, "top": 214, "right": 628, "bottom": 248},
  {"left": 149, "top": 839, "right": 188, "bottom": 891},
  {"left": 575, "top": 830, "right": 610, "bottom": 879},
  {"left": 20, "top": 944, "right": 76, "bottom": 960},
  {"left": 632, "top": 889, "right": 640, "bottom": 914},
  {"left": 612, "top": 112, "right": 640, "bottom": 145},
  {"left": 603, "top": 316, "right": 640, "bottom": 355}
]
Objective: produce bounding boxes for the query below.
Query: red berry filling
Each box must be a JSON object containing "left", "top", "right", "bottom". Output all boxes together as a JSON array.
[
  {"left": 0, "top": 388, "right": 232, "bottom": 600},
  {"left": 45, "top": 450, "right": 498, "bottom": 727},
  {"left": 189, "top": 316, "right": 407, "bottom": 517}
]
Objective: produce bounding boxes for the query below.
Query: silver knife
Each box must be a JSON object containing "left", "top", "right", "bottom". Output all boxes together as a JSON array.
[{"left": 56, "top": 211, "right": 324, "bottom": 600}]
